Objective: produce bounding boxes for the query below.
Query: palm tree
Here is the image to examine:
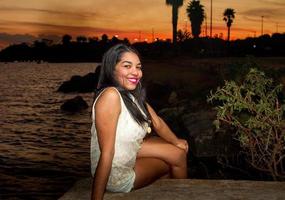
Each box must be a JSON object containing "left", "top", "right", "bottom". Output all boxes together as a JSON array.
[
  {"left": 186, "top": 0, "right": 205, "bottom": 38},
  {"left": 177, "top": 29, "right": 191, "bottom": 42},
  {"left": 223, "top": 8, "right": 235, "bottom": 42},
  {"left": 166, "top": 0, "right": 184, "bottom": 44}
]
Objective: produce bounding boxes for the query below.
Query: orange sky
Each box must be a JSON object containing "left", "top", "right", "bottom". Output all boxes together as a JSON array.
[{"left": 0, "top": 0, "right": 285, "bottom": 49}]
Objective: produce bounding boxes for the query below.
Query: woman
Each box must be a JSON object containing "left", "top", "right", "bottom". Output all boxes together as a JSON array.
[{"left": 91, "top": 43, "right": 188, "bottom": 200}]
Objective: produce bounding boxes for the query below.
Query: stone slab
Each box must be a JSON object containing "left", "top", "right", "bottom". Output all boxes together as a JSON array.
[{"left": 59, "top": 178, "right": 285, "bottom": 200}]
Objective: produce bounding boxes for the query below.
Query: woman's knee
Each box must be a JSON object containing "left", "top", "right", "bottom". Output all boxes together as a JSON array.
[
  {"left": 172, "top": 146, "right": 187, "bottom": 167},
  {"left": 138, "top": 136, "right": 187, "bottom": 167}
]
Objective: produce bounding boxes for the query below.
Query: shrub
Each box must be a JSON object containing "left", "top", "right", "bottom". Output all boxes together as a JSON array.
[{"left": 207, "top": 68, "right": 285, "bottom": 180}]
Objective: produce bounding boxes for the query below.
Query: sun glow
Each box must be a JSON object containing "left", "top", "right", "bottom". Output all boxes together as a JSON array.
[{"left": 0, "top": 0, "right": 284, "bottom": 48}]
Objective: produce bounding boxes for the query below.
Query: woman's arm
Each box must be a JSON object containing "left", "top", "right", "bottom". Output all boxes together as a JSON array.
[
  {"left": 146, "top": 103, "right": 188, "bottom": 152},
  {"left": 91, "top": 88, "right": 121, "bottom": 200}
]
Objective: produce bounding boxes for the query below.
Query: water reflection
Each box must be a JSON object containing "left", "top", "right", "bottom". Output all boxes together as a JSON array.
[{"left": 0, "top": 62, "right": 97, "bottom": 199}]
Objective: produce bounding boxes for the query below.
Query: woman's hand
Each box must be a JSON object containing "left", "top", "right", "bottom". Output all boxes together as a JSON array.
[{"left": 174, "top": 139, "right": 189, "bottom": 153}]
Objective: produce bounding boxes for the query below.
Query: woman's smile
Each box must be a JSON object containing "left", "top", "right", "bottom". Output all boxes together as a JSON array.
[{"left": 127, "top": 78, "right": 139, "bottom": 84}]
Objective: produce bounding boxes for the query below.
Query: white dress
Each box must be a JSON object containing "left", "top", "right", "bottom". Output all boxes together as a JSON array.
[{"left": 90, "top": 87, "right": 148, "bottom": 192}]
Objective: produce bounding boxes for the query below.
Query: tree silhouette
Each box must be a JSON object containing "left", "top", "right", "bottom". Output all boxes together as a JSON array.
[
  {"left": 166, "top": 0, "right": 184, "bottom": 44},
  {"left": 186, "top": 0, "right": 205, "bottom": 38},
  {"left": 101, "top": 34, "right": 109, "bottom": 43},
  {"left": 177, "top": 29, "right": 191, "bottom": 42},
  {"left": 62, "top": 34, "right": 72, "bottom": 46},
  {"left": 223, "top": 8, "right": 235, "bottom": 42}
]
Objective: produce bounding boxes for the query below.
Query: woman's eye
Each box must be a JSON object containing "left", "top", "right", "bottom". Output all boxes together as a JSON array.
[
  {"left": 124, "top": 65, "right": 131, "bottom": 68},
  {"left": 137, "top": 66, "right": 142, "bottom": 70}
]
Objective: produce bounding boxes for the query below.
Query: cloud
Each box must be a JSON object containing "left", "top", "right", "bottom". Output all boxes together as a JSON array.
[
  {"left": 241, "top": 8, "right": 285, "bottom": 19},
  {"left": 260, "top": 0, "right": 285, "bottom": 7},
  {"left": 0, "top": 6, "right": 97, "bottom": 19},
  {"left": 0, "top": 19, "right": 140, "bottom": 49},
  {"left": 212, "top": 25, "right": 256, "bottom": 33},
  {"left": 0, "top": 32, "right": 64, "bottom": 49},
  {"left": 3, "top": 20, "right": 127, "bottom": 35},
  {"left": 0, "top": 32, "right": 36, "bottom": 43},
  {"left": 0, "top": 32, "right": 36, "bottom": 49}
]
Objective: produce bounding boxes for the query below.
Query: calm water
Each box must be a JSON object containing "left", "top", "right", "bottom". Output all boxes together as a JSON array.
[{"left": 0, "top": 62, "right": 98, "bottom": 200}]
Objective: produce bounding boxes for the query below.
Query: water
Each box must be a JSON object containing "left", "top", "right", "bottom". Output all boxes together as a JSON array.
[{"left": 0, "top": 62, "right": 98, "bottom": 199}]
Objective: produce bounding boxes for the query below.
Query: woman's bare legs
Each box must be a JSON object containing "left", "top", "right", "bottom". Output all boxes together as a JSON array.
[
  {"left": 133, "top": 157, "right": 169, "bottom": 189},
  {"left": 133, "top": 136, "right": 187, "bottom": 189}
]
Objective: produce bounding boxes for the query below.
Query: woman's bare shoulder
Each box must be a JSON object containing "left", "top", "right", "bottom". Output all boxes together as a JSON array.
[{"left": 95, "top": 87, "right": 121, "bottom": 110}]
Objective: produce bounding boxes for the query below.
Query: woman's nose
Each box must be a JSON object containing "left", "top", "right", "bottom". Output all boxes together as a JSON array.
[{"left": 131, "top": 67, "right": 139, "bottom": 76}]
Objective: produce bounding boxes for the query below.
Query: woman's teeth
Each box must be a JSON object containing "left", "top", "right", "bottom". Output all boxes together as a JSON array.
[{"left": 128, "top": 78, "right": 138, "bottom": 84}]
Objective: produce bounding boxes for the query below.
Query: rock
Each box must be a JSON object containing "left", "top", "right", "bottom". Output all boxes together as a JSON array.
[
  {"left": 168, "top": 91, "right": 179, "bottom": 105},
  {"left": 158, "top": 106, "right": 188, "bottom": 140},
  {"left": 59, "top": 178, "right": 285, "bottom": 200},
  {"left": 146, "top": 82, "right": 173, "bottom": 111},
  {"left": 182, "top": 110, "right": 216, "bottom": 138},
  {"left": 57, "top": 65, "right": 101, "bottom": 93},
  {"left": 181, "top": 110, "right": 236, "bottom": 158},
  {"left": 60, "top": 96, "right": 88, "bottom": 112},
  {"left": 158, "top": 107, "right": 235, "bottom": 157}
]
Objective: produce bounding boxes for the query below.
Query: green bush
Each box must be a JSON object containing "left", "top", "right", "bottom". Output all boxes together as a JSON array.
[{"left": 208, "top": 68, "right": 285, "bottom": 180}]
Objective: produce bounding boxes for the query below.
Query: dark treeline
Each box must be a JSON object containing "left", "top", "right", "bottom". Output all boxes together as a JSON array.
[{"left": 0, "top": 33, "right": 284, "bottom": 62}]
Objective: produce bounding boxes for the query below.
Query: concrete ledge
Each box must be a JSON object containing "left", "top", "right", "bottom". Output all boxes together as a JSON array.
[{"left": 59, "top": 178, "right": 285, "bottom": 200}]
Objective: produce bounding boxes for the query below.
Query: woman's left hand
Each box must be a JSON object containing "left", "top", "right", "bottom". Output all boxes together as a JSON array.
[{"left": 174, "top": 139, "right": 189, "bottom": 153}]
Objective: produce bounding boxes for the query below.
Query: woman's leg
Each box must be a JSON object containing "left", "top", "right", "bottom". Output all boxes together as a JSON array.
[
  {"left": 133, "top": 157, "right": 169, "bottom": 189},
  {"left": 137, "top": 136, "right": 187, "bottom": 179},
  {"left": 133, "top": 136, "right": 187, "bottom": 189}
]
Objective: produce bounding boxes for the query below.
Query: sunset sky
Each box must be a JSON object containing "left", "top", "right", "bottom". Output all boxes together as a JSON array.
[{"left": 0, "top": 0, "right": 285, "bottom": 49}]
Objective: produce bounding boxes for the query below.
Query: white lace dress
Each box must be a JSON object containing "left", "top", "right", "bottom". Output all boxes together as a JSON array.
[{"left": 90, "top": 87, "right": 148, "bottom": 192}]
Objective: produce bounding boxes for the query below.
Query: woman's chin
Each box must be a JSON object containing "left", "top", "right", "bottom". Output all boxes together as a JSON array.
[{"left": 124, "top": 85, "right": 137, "bottom": 91}]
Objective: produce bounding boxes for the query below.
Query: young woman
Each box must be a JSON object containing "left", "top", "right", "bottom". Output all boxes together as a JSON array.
[{"left": 91, "top": 44, "right": 188, "bottom": 200}]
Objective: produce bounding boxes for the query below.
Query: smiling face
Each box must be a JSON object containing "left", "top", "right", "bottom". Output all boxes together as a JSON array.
[{"left": 114, "top": 52, "right": 142, "bottom": 91}]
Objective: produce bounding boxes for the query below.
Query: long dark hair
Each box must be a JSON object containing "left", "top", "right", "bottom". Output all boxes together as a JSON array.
[{"left": 93, "top": 43, "right": 151, "bottom": 126}]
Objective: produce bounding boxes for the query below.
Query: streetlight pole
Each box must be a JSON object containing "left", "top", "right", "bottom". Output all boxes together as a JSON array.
[
  {"left": 152, "top": 28, "right": 155, "bottom": 42},
  {"left": 205, "top": 14, "right": 208, "bottom": 37},
  {"left": 261, "top": 15, "right": 264, "bottom": 36},
  {"left": 210, "top": 0, "right": 213, "bottom": 38}
]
